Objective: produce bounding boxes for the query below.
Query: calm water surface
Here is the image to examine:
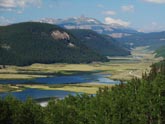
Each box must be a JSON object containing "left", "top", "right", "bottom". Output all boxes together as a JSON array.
[
  {"left": 0, "top": 73, "right": 121, "bottom": 101},
  {"left": 0, "top": 74, "right": 121, "bottom": 84},
  {"left": 0, "top": 89, "right": 76, "bottom": 101}
]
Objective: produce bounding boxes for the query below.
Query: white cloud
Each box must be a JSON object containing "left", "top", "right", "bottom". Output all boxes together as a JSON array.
[
  {"left": 0, "top": 16, "right": 11, "bottom": 25},
  {"left": 102, "top": 10, "right": 116, "bottom": 16},
  {"left": 121, "top": 5, "right": 134, "bottom": 12},
  {"left": 17, "top": 10, "right": 24, "bottom": 14},
  {"left": 97, "top": 4, "right": 104, "bottom": 8},
  {"left": 0, "top": 0, "right": 42, "bottom": 11},
  {"left": 138, "top": 22, "right": 165, "bottom": 32},
  {"left": 104, "top": 17, "right": 130, "bottom": 27},
  {"left": 143, "top": 0, "right": 165, "bottom": 4}
]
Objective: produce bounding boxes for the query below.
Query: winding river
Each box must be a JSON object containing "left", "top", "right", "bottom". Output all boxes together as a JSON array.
[{"left": 0, "top": 73, "right": 121, "bottom": 102}]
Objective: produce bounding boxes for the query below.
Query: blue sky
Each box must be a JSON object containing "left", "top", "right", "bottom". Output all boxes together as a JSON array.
[{"left": 0, "top": 0, "right": 165, "bottom": 32}]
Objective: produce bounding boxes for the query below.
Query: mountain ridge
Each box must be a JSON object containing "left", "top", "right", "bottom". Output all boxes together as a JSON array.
[
  {"left": 0, "top": 22, "right": 108, "bottom": 66},
  {"left": 35, "top": 16, "right": 138, "bottom": 38},
  {"left": 70, "top": 29, "right": 130, "bottom": 56}
]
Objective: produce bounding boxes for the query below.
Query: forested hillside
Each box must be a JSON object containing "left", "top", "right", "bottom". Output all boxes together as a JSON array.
[
  {"left": 0, "top": 22, "right": 107, "bottom": 66},
  {"left": 156, "top": 46, "right": 165, "bottom": 58},
  {"left": 70, "top": 29, "right": 130, "bottom": 56},
  {"left": 0, "top": 60, "right": 165, "bottom": 124}
]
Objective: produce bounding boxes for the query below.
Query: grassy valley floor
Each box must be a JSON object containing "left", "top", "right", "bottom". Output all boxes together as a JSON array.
[
  {"left": 0, "top": 46, "right": 163, "bottom": 94},
  {"left": 10, "top": 83, "right": 114, "bottom": 94}
]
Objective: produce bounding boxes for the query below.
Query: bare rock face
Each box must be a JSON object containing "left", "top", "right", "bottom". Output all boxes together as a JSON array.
[
  {"left": 51, "top": 30, "right": 70, "bottom": 40},
  {"left": 109, "top": 33, "right": 131, "bottom": 38},
  {"left": 68, "top": 42, "right": 76, "bottom": 48},
  {"left": 0, "top": 44, "right": 10, "bottom": 50}
]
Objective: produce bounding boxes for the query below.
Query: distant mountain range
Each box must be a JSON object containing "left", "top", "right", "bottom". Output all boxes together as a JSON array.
[
  {"left": 36, "top": 16, "right": 138, "bottom": 38},
  {"left": 36, "top": 16, "right": 165, "bottom": 50},
  {"left": 1, "top": 16, "right": 164, "bottom": 66},
  {"left": 117, "top": 31, "right": 165, "bottom": 50},
  {"left": 0, "top": 22, "right": 130, "bottom": 66}
]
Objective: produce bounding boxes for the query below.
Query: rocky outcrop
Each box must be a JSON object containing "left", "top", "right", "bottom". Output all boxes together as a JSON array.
[
  {"left": 51, "top": 30, "right": 70, "bottom": 40},
  {"left": 0, "top": 44, "right": 10, "bottom": 50},
  {"left": 68, "top": 42, "right": 76, "bottom": 48}
]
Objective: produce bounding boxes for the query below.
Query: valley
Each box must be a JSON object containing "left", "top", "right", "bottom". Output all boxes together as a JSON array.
[
  {"left": 1, "top": 1, "right": 165, "bottom": 123},
  {"left": 0, "top": 46, "right": 162, "bottom": 95},
  {"left": 0, "top": 46, "right": 161, "bottom": 80}
]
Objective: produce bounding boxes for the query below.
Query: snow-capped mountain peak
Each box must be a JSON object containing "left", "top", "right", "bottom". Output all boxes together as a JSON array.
[{"left": 35, "top": 16, "right": 138, "bottom": 38}]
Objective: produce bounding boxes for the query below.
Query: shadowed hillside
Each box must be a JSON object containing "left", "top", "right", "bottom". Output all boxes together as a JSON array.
[{"left": 70, "top": 29, "right": 130, "bottom": 56}]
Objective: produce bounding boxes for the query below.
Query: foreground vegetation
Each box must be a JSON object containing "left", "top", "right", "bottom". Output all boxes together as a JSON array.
[{"left": 0, "top": 60, "right": 165, "bottom": 124}]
